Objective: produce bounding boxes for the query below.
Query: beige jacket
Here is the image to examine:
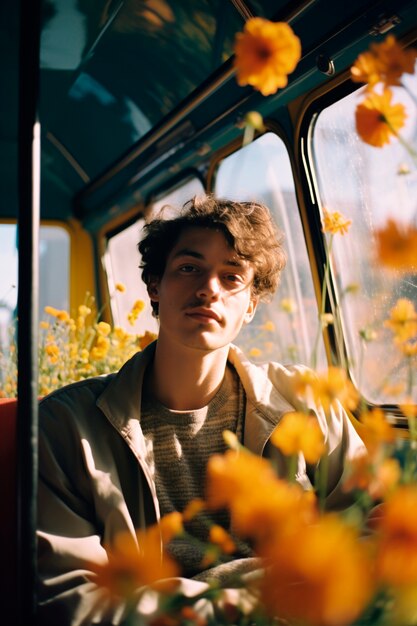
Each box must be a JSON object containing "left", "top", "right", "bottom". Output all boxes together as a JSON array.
[{"left": 37, "top": 343, "right": 365, "bottom": 625}]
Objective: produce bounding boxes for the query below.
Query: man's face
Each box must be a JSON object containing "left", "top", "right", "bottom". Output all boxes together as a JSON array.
[{"left": 149, "top": 227, "right": 258, "bottom": 353}]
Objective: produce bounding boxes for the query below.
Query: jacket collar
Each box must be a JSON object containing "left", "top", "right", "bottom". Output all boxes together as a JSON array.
[{"left": 97, "top": 342, "right": 295, "bottom": 447}]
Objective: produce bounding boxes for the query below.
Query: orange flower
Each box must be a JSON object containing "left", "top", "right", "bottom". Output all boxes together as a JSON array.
[
  {"left": 351, "top": 35, "right": 417, "bottom": 88},
  {"left": 182, "top": 498, "right": 205, "bottom": 522},
  {"left": 271, "top": 411, "right": 325, "bottom": 463},
  {"left": 138, "top": 330, "right": 158, "bottom": 350},
  {"left": 234, "top": 18, "right": 301, "bottom": 96},
  {"left": 399, "top": 339, "right": 417, "bottom": 357},
  {"left": 322, "top": 209, "right": 352, "bottom": 235},
  {"left": 384, "top": 298, "right": 417, "bottom": 343},
  {"left": 205, "top": 449, "right": 316, "bottom": 549},
  {"left": 375, "top": 485, "right": 417, "bottom": 586},
  {"left": 360, "top": 407, "right": 396, "bottom": 452},
  {"left": 344, "top": 454, "right": 400, "bottom": 500},
  {"left": 355, "top": 88, "right": 406, "bottom": 147},
  {"left": 90, "top": 529, "right": 179, "bottom": 601},
  {"left": 297, "top": 367, "right": 359, "bottom": 413},
  {"left": 159, "top": 511, "right": 183, "bottom": 544},
  {"left": 231, "top": 479, "right": 316, "bottom": 551},
  {"left": 261, "top": 515, "right": 374, "bottom": 626},
  {"left": 209, "top": 525, "right": 236, "bottom": 554},
  {"left": 369, "top": 458, "right": 401, "bottom": 500},
  {"left": 206, "top": 449, "right": 277, "bottom": 511},
  {"left": 375, "top": 219, "right": 417, "bottom": 271}
]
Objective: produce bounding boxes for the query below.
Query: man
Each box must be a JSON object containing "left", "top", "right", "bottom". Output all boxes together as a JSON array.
[{"left": 37, "top": 196, "right": 365, "bottom": 625}]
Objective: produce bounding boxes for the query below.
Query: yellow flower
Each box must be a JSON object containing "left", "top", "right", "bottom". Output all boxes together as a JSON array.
[
  {"left": 40, "top": 321, "right": 49, "bottom": 330},
  {"left": 351, "top": 35, "right": 417, "bottom": 88},
  {"left": 271, "top": 412, "right": 325, "bottom": 464},
  {"left": 400, "top": 400, "right": 416, "bottom": 419},
  {"left": 127, "top": 299, "right": 145, "bottom": 325},
  {"left": 382, "top": 382, "right": 406, "bottom": 396},
  {"left": 244, "top": 110, "right": 265, "bottom": 131},
  {"left": 78, "top": 305, "right": 92, "bottom": 317},
  {"left": 234, "top": 18, "right": 301, "bottom": 96},
  {"left": 376, "top": 485, "right": 417, "bottom": 587},
  {"left": 384, "top": 298, "right": 417, "bottom": 343},
  {"left": 248, "top": 347, "right": 262, "bottom": 358},
  {"left": 44, "top": 305, "right": 61, "bottom": 317},
  {"left": 280, "top": 298, "right": 297, "bottom": 313},
  {"left": 56, "top": 310, "right": 70, "bottom": 322},
  {"left": 96, "top": 321, "right": 111, "bottom": 336},
  {"left": 261, "top": 515, "right": 374, "bottom": 626},
  {"left": 359, "top": 326, "right": 378, "bottom": 342},
  {"left": 45, "top": 344, "right": 60, "bottom": 363},
  {"left": 321, "top": 209, "right": 352, "bottom": 235},
  {"left": 397, "top": 162, "right": 411, "bottom": 175},
  {"left": 375, "top": 219, "right": 417, "bottom": 271},
  {"left": 355, "top": 88, "right": 406, "bottom": 147},
  {"left": 320, "top": 313, "right": 334, "bottom": 328},
  {"left": 261, "top": 320, "right": 275, "bottom": 332},
  {"left": 90, "top": 336, "right": 110, "bottom": 361},
  {"left": 400, "top": 340, "right": 417, "bottom": 357},
  {"left": 115, "top": 282, "right": 126, "bottom": 292},
  {"left": 297, "top": 367, "right": 359, "bottom": 412}
]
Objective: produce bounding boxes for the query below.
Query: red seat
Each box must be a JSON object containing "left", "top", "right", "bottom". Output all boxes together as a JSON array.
[{"left": 0, "top": 398, "right": 17, "bottom": 620}]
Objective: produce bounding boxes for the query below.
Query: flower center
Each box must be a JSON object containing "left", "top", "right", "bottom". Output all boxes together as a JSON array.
[{"left": 256, "top": 45, "right": 272, "bottom": 60}]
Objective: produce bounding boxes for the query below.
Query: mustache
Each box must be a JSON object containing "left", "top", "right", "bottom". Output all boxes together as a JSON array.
[{"left": 184, "top": 297, "right": 212, "bottom": 309}]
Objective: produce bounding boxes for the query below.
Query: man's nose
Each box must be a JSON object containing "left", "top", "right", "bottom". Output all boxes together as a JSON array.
[{"left": 196, "top": 274, "right": 221, "bottom": 300}]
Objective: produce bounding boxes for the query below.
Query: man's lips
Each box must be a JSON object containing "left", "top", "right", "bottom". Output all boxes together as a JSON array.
[{"left": 185, "top": 307, "right": 222, "bottom": 323}]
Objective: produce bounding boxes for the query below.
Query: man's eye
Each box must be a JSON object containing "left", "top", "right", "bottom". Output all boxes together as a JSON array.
[
  {"left": 179, "top": 265, "right": 197, "bottom": 273},
  {"left": 225, "top": 274, "right": 241, "bottom": 283}
]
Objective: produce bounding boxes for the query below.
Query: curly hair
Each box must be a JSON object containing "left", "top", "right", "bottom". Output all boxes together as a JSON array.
[{"left": 138, "top": 195, "right": 286, "bottom": 316}]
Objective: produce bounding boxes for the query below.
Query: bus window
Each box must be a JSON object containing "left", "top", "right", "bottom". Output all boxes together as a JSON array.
[
  {"left": 105, "top": 177, "right": 204, "bottom": 334},
  {"left": 0, "top": 223, "right": 69, "bottom": 348},
  {"left": 215, "top": 133, "right": 326, "bottom": 368},
  {"left": 311, "top": 70, "right": 417, "bottom": 405}
]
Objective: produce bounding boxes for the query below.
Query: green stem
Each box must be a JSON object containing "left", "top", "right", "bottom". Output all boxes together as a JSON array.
[
  {"left": 287, "top": 454, "right": 298, "bottom": 483},
  {"left": 406, "top": 355, "right": 414, "bottom": 396},
  {"left": 310, "top": 235, "right": 334, "bottom": 370},
  {"left": 316, "top": 450, "right": 329, "bottom": 513},
  {"left": 386, "top": 119, "right": 417, "bottom": 166},
  {"left": 242, "top": 125, "right": 255, "bottom": 147},
  {"left": 403, "top": 82, "right": 417, "bottom": 109}
]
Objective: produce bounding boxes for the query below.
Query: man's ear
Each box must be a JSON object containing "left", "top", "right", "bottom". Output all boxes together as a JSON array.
[
  {"left": 147, "top": 278, "right": 160, "bottom": 302},
  {"left": 244, "top": 295, "right": 259, "bottom": 324}
]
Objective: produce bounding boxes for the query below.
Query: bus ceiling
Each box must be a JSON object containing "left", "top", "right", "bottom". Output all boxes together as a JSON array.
[{"left": 1, "top": 0, "right": 416, "bottom": 231}]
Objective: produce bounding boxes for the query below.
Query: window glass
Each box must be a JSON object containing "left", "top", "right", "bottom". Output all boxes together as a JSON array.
[
  {"left": 215, "top": 133, "right": 326, "bottom": 368},
  {"left": 106, "top": 177, "right": 204, "bottom": 334},
  {"left": 311, "top": 70, "right": 417, "bottom": 404},
  {"left": 0, "top": 223, "right": 70, "bottom": 347}
]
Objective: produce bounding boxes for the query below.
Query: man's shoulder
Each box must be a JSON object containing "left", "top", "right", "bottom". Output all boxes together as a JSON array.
[
  {"left": 40, "top": 373, "right": 115, "bottom": 406},
  {"left": 39, "top": 374, "right": 117, "bottom": 426}
]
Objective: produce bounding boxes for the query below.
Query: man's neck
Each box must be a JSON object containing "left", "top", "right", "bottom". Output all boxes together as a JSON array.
[{"left": 147, "top": 339, "right": 230, "bottom": 411}]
